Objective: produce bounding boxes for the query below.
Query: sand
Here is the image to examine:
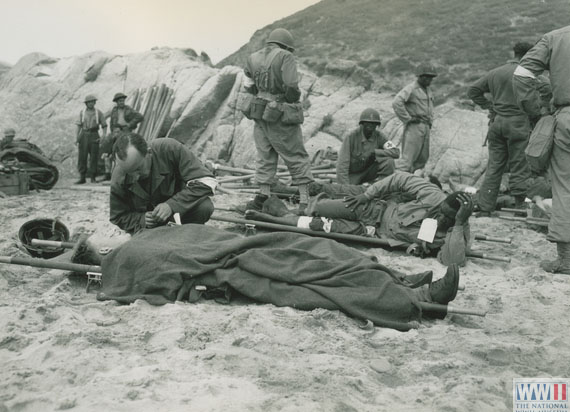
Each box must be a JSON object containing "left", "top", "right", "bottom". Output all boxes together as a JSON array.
[{"left": 1, "top": 180, "right": 569, "bottom": 412}]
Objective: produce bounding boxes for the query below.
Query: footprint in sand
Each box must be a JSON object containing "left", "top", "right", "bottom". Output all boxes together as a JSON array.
[{"left": 80, "top": 305, "right": 121, "bottom": 327}]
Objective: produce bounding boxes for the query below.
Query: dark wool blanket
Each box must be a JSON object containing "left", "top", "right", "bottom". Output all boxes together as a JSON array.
[{"left": 98, "top": 224, "right": 422, "bottom": 331}]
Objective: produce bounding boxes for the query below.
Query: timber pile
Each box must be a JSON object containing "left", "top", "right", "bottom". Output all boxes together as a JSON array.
[{"left": 128, "top": 84, "right": 175, "bottom": 142}]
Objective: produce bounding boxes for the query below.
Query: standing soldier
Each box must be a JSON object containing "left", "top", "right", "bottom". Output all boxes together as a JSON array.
[
  {"left": 392, "top": 65, "right": 437, "bottom": 173},
  {"left": 513, "top": 25, "right": 570, "bottom": 274},
  {"left": 100, "top": 92, "right": 143, "bottom": 181},
  {"left": 75, "top": 95, "right": 107, "bottom": 184},
  {"left": 242, "top": 28, "right": 313, "bottom": 214},
  {"left": 336, "top": 108, "right": 398, "bottom": 185},
  {"left": 467, "top": 42, "right": 535, "bottom": 215}
]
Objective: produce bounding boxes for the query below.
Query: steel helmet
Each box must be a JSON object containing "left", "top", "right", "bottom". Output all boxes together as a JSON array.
[
  {"left": 3, "top": 127, "right": 16, "bottom": 137},
  {"left": 416, "top": 64, "right": 438, "bottom": 77},
  {"left": 112, "top": 92, "right": 127, "bottom": 102},
  {"left": 18, "top": 218, "right": 70, "bottom": 259},
  {"left": 359, "top": 108, "right": 381, "bottom": 124},
  {"left": 84, "top": 94, "right": 97, "bottom": 103},
  {"left": 267, "top": 28, "right": 295, "bottom": 51}
]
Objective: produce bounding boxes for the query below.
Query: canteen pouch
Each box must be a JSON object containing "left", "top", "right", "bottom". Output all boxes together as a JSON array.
[
  {"left": 525, "top": 114, "right": 556, "bottom": 174},
  {"left": 281, "top": 102, "right": 304, "bottom": 125},
  {"left": 237, "top": 92, "right": 255, "bottom": 120},
  {"left": 249, "top": 97, "right": 268, "bottom": 120},
  {"left": 262, "top": 101, "right": 282, "bottom": 123}
]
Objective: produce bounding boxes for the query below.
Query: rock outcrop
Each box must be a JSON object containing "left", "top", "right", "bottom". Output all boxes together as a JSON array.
[{"left": 0, "top": 47, "right": 489, "bottom": 185}]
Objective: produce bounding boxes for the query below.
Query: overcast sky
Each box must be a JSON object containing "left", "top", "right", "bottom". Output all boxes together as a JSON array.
[{"left": 0, "top": 0, "right": 320, "bottom": 65}]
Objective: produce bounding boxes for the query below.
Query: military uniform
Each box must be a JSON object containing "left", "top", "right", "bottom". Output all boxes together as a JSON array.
[
  {"left": 514, "top": 26, "right": 570, "bottom": 258},
  {"left": 468, "top": 60, "right": 533, "bottom": 211},
  {"left": 110, "top": 138, "right": 215, "bottom": 234},
  {"left": 76, "top": 107, "right": 106, "bottom": 180},
  {"left": 392, "top": 81, "right": 435, "bottom": 172},
  {"left": 336, "top": 127, "right": 395, "bottom": 185},
  {"left": 306, "top": 172, "right": 470, "bottom": 266}
]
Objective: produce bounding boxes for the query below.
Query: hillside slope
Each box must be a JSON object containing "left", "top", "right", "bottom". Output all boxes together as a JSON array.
[{"left": 220, "top": 0, "right": 569, "bottom": 99}]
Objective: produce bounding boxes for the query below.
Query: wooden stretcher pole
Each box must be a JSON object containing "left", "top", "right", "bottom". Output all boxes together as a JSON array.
[
  {"left": 418, "top": 302, "right": 486, "bottom": 317},
  {"left": 0, "top": 256, "right": 101, "bottom": 273},
  {"left": 31, "top": 239, "right": 76, "bottom": 249},
  {"left": 474, "top": 234, "right": 512, "bottom": 244}
]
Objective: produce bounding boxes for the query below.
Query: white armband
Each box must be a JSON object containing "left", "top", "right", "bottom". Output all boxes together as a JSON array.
[{"left": 514, "top": 65, "right": 536, "bottom": 79}]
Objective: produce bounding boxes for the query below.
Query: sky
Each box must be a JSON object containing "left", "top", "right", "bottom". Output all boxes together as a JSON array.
[{"left": 0, "top": 0, "right": 320, "bottom": 65}]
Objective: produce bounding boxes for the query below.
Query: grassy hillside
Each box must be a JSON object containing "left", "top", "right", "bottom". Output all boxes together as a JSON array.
[{"left": 220, "top": 0, "right": 569, "bottom": 100}]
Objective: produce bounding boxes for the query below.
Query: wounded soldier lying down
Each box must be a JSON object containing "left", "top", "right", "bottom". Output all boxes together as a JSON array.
[
  {"left": 75, "top": 224, "right": 462, "bottom": 332},
  {"left": 247, "top": 171, "right": 473, "bottom": 266}
]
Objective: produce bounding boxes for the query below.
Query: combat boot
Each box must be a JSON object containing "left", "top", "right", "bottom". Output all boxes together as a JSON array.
[
  {"left": 429, "top": 264, "right": 460, "bottom": 304},
  {"left": 103, "top": 173, "right": 112, "bottom": 181},
  {"left": 513, "top": 195, "right": 527, "bottom": 209},
  {"left": 297, "top": 184, "right": 310, "bottom": 216},
  {"left": 74, "top": 175, "right": 86, "bottom": 185},
  {"left": 244, "top": 194, "right": 269, "bottom": 212},
  {"left": 540, "top": 242, "right": 570, "bottom": 275},
  {"left": 308, "top": 182, "right": 324, "bottom": 196}
]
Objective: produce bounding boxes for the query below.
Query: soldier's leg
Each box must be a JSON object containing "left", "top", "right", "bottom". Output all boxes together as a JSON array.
[
  {"left": 395, "top": 123, "right": 425, "bottom": 172},
  {"left": 477, "top": 118, "right": 508, "bottom": 213},
  {"left": 374, "top": 157, "right": 396, "bottom": 182},
  {"left": 253, "top": 121, "right": 279, "bottom": 190},
  {"left": 505, "top": 115, "right": 531, "bottom": 202},
  {"left": 541, "top": 109, "right": 570, "bottom": 274},
  {"left": 76, "top": 135, "right": 88, "bottom": 183},
  {"left": 350, "top": 163, "right": 379, "bottom": 185},
  {"left": 89, "top": 139, "right": 100, "bottom": 182},
  {"left": 180, "top": 198, "right": 214, "bottom": 224},
  {"left": 414, "top": 127, "right": 430, "bottom": 171},
  {"left": 309, "top": 181, "right": 366, "bottom": 198}
]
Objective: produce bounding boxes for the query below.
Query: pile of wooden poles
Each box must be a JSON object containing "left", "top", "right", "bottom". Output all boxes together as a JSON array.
[
  {"left": 208, "top": 160, "right": 337, "bottom": 196},
  {"left": 128, "top": 84, "right": 175, "bottom": 142}
]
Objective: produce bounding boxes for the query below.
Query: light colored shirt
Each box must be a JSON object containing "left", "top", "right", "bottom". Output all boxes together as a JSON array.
[{"left": 392, "top": 81, "right": 434, "bottom": 125}]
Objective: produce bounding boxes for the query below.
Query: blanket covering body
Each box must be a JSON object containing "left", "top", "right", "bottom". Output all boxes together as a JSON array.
[{"left": 99, "top": 225, "right": 422, "bottom": 331}]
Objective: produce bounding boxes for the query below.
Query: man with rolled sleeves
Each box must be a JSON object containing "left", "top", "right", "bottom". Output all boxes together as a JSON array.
[
  {"left": 392, "top": 65, "right": 436, "bottom": 173},
  {"left": 513, "top": 25, "right": 570, "bottom": 274},
  {"left": 467, "top": 42, "right": 535, "bottom": 214},
  {"left": 242, "top": 28, "right": 313, "bottom": 214},
  {"left": 110, "top": 133, "right": 216, "bottom": 234},
  {"left": 101, "top": 92, "right": 143, "bottom": 181},
  {"left": 336, "top": 108, "right": 399, "bottom": 185},
  {"left": 75, "top": 95, "right": 107, "bottom": 184}
]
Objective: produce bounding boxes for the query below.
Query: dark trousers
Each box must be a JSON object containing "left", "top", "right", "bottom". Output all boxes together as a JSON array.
[
  {"left": 349, "top": 157, "right": 395, "bottom": 185},
  {"left": 479, "top": 115, "right": 531, "bottom": 212},
  {"left": 77, "top": 131, "right": 100, "bottom": 177},
  {"left": 179, "top": 198, "right": 215, "bottom": 224}
]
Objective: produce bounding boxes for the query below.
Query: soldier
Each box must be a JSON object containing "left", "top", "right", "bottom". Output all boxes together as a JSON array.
[
  {"left": 513, "top": 25, "right": 570, "bottom": 274},
  {"left": 247, "top": 171, "right": 473, "bottom": 266},
  {"left": 75, "top": 95, "right": 107, "bottom": 184},
  {"left": 100, "top": 92, "right": 143, "bottom": 181},
  {"left": 0, "top": 128, "right": 16, "bottom": 151},
  {"left": 110, "top": 133, "right": 216, "bottom": 234},
  {"left": 467, "top": 42, "right": 535, "bottom": 215},
  {"left": 242, "top": 28, "right": 313, "bottom": 214},
  {"left": 392, "top": 64, "right": 437, "bottom": 173},
  {"left": 336, "top": 108, "right": 399, "bottom": 185}
]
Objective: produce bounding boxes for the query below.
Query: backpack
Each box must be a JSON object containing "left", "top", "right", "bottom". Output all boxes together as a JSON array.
[
  {"left": 525, "top": 115, "right": 556, "bottom": 174},
  {"left": 252, "top": 48, "right": 281, "bottom": 92}
]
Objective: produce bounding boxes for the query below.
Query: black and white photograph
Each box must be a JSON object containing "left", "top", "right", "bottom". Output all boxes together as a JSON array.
[{"left": 0, "top": 1, "right": 569, "bottom": 411}]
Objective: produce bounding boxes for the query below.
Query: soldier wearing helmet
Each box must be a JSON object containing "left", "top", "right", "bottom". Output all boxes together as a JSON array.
[
  {"left": 336, "top": 108, "right": 399, "bottom": 185},
  {"left": 74, "top": 94, "right": 107, "bottom": 184},
  {"left": 241, "top": 28, "right": 313, "bottom": 214},
  {"left": 100, "top": 92, "right": 143, "bottom": 180},
  {"left": 392, "top": 64, "right": 437, "bottom": 173},
  {"left": 0, "top": 128, "right": 16, "bottom": 150}
]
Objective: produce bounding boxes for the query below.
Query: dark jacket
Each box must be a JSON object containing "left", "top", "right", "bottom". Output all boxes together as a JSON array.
[
  {"left": 110, "top": 105, "right": 143, "bottom": 131},
  {"left": 110, "top": 138, "right": 214, "bottom": 234}
]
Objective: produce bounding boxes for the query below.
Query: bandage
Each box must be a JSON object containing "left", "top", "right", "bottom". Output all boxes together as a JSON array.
[{"left": 297, "top": 216, "right": 312, "bottom": 229}]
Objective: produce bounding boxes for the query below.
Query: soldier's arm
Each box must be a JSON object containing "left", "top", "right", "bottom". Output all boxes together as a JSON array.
[
  {"left": 281, "top": 53, "right": 301, "bottom": 103},
  {"left": 109, "top": 185, "right": 146, "bottom": 235},
  {"left": 467, "top": 74, "right": 493, "bottom": 110},
  {"left": 513, "top": 35, "right": 550, "bottom": 118},
  {"left": 127, "top": 108, "right": 144, "bottom": 129},
  {"left": 76, "top": 112, "right": 83, "bottom": 141},
  {"left": 392, "top": 85, "right": 413, "bottom": 124},
  {"left": 336, "top": 134, "right": 351, "bottom": 184},
  {"left": 243, "top": 61, "right": 258, "bottom": 95},
  {"left": 163, "top": 140, "right": 215, "bottom": 214},
  {"left": 98, "top": 110, "right": 108, "bottom": 135},
  {"left": 436, "top": 223, "right": 470, "bottom": 266},
  {"left": 364, "top": 171, "right": 442, "bottom": 205}
]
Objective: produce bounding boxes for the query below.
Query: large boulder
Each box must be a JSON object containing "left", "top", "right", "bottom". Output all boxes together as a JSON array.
[{"left": 0, "top": 47, "right": 489, "bottom": 185}]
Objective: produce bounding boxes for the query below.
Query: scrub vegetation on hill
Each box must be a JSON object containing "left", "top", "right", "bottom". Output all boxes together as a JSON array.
[{"left": 220, "top": 0, "right": 570, "bottom": 100}]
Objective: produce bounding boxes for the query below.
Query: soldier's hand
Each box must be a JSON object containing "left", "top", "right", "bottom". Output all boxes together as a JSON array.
[
  {"left": 455, "top": 193, "right": 474, "bottom": 225},
  {"left": 343, "top": 194, "right": 369, "bottom": 212},
  {"left": 145, "top": 212, "right": 159, "bottom": 228},
  {"left": 152, "top": 203, "right": 173, "bottom": 222}
]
